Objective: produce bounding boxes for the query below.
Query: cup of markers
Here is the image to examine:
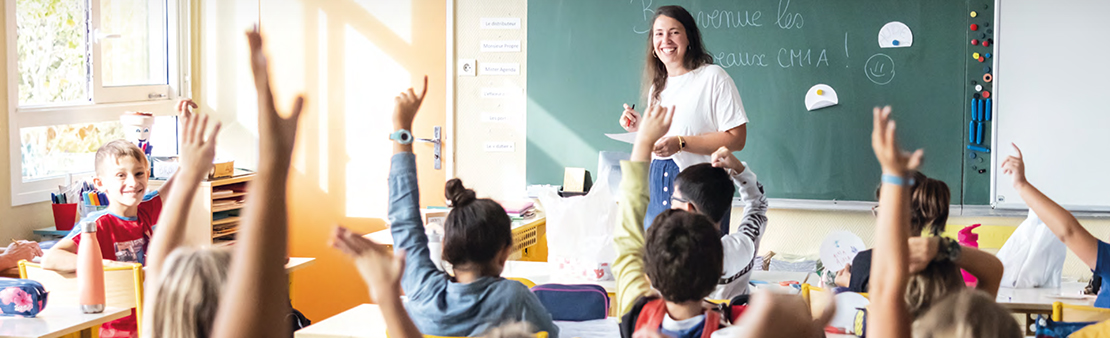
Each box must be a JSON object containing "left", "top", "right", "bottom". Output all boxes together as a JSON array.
[{"left": 79, "top": 191, "right": 109, "bottom": 219}]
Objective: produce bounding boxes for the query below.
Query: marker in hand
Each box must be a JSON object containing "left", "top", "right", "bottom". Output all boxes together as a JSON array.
[{"left": 623, "top": 104, "right": 636, "bottom": 128}]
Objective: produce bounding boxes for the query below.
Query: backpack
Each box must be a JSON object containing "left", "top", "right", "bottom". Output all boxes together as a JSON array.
[{"left": 618, "top": 296, "right": 749, "bottom": 338}]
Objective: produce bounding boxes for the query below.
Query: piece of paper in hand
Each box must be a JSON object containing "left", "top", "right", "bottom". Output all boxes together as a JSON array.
[
  {"left": 605, "top": 132, "right": 637, "bottom": 144},
  {"left": 819, "top": 230, "right": 866, "bottom": 271}
]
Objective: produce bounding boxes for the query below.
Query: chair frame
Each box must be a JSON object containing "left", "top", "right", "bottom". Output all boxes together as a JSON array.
[{"left": 18, "top": 259, "right": 145, "bottom": 334}]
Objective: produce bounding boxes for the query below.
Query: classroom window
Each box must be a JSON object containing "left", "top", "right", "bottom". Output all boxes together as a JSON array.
[{"left": 7, "top": 0, "right": 188, "bottom": 205}]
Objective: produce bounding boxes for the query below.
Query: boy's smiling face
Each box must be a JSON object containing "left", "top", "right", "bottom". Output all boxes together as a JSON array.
[{"left": 94, "top": 155, "right": 149, "bottom": 209}]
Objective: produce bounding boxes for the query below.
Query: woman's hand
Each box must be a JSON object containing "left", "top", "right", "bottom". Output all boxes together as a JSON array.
[
  {"left": 653, "top": 136, "right": 681, "bottom": 157},
  {"left": 620, "top": 103, "right": 641, "bottom": 132}
]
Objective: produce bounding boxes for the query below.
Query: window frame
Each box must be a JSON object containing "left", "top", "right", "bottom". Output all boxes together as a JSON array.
[{"left": 6, "top": 0, "right": 192, "bottom": 206}]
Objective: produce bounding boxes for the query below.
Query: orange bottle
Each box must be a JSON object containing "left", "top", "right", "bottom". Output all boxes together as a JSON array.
[{"left": 77, "top": 221, "right": 105, "bottom": 313}]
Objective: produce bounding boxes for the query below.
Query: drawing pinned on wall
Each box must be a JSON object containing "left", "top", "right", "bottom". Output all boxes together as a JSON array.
[
  {"left": 877, "top": 21, "right": 913, "bottom": 48},
  {"left": 805, "top": 84, "right": 839, "bottom": 111},
  {"left": 864, "top": 53, "right": 896, "bottom": 85}
]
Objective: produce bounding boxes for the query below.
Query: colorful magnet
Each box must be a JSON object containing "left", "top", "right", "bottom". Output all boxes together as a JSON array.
[
  {"left": 970, "top": 24, "right": 979, "bottom": 31},
  {"left": 986, "top": 53, "right": 992, "bottom": 58},
  {"left": 970, "top": 11, "right": 978, "bottom": 18},
  {"left": 972, "top": 39, "right": 980, "bottom": 45},
  {"left": 976, "top": 122, "right": 983, "bottom": 144},
  {"left": 969, "top": 152, "right": 977, "bottom": 159},
  {"left": 972, "top": 52, "right": 981, "bottom": 59},
  {"left": 969, "top": 121, "right": 975, "bottom": 143},
  {"left": 968, "top": 145, "right": 990, "bottom": 153},
  {"left": 983, "top": 73, "right": 993, "bottom": 82},
  {"left": 984, "top": 66, "right": 991, "bottom": 73},
  {"left": 982, "top": 90, "right": 991, "bottom": 98},
  {"left": 978, "top": 56, "right": 986, "bottom": 62},
  {"left": 975, "top": 84, "right": 983, "bottom": 92},
  {"left": 972, "top": 98, "right": 979, "bottom": 121},
  {"left": 985, "top": 99, "right": 992, "bottom": 120},
  {"left": 982, "top": 40, "right": 991, "bottom": 47}
]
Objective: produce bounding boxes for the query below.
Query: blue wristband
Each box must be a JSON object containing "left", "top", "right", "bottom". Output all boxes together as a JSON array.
[{"left": 881, "top": 174, "right": 915, "bottom": 186}]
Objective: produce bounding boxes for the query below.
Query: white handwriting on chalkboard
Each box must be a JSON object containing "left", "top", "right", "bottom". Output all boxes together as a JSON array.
[
  {"left": 697, "top": 9, "right": 763, "bottom": 28},
  {"left": 777, "top": 48, "right": 829, "bottom": 68},
  {"left": 776, "top": 0, "right": 804, "bottom": 29},
  {"left": 632, "top": 0, "right": 654, "bottom": 34},
  {"left": 715, "top": 51, "right": 770, "bottom": 68}
]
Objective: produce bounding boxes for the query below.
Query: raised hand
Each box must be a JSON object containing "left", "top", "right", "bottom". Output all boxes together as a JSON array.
[
  {"left": 636, "top": 105, "right": 674, "bottom": 146},
  {"left": 620, "top": 103, "right": 641, "bottom": 132},
  {"left": 330, "top": 227, "right": 406, "bottom": 301},
  {"left": 246, "top": 26, "right": 304, "bottom": 160},
  {"left": 178, "top": 105, "right": 221, "bottom": 179},
  {"left": 394, "top": 76, "right": 428, "bottom": 130},
  {"left": 871, "top": 106, "right": 924, "bottom": 176},
  {"left": 176, "top": 99, "right": 198, "bottom": 119},
  {"left": 1001, "top": 143, "right": 1028, "bottom": 189},
  {"left": 710, "top": 146, "right": 745, "bottom": 175}
]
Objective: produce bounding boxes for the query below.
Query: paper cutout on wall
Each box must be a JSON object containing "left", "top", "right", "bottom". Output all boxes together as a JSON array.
[
  {"left": 805, "top": 84, "right": 840, "bottom": 111},
  {"left": 878, "top": 21, "right": 913, "bottom": 48}
]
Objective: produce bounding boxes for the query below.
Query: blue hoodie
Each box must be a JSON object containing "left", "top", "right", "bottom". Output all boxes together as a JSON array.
[{"left": 389, "top": 153, "right": 559, "bottom": 337}]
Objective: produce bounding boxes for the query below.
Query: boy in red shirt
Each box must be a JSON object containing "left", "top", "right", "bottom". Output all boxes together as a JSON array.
[{"left": 43, "top": 102, "right": 190, "bottom": 337}]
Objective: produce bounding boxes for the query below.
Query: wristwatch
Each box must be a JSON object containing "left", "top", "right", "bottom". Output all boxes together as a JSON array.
[
  {"left": 934, "top": 237, "right": 962, "bottom": 262},
  {"left": 389, "top": 129, "right": 413, "bottom": 145},
  {"left": 81, "top": 221, "right": 97, "bottom": 233},
  {"left": 677, "top": 136, "right": 686, "bottom": 149}
]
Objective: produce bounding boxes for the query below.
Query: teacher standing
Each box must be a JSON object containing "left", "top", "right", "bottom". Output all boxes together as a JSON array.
[{"left": 619, "top": 5, "right": 748, "bottom": 235}]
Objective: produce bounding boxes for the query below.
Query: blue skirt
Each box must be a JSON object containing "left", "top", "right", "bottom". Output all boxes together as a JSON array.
[{"left": 644, "top": 159, "right": 731, "bottom": 236}]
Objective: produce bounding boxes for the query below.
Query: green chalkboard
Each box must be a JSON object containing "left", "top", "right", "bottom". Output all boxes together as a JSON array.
[{"left": 528, "top": 0, "right": 989, "bottom": 204}]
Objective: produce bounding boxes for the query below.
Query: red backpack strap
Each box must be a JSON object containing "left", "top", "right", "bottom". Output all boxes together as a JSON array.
[
  {"left": 634, "top": 298, "right": 668, "bottom": 334},
  {"left": 700, "top": 309, "right": 722, "bottom": 338}
]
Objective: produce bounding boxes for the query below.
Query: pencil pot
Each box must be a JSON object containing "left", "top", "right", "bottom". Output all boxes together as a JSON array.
[
  {"left": 51, "top": 203, "right": 78, "bottom": 231},
  {"left": 79, "top": 204, "right": 107, "bottom": 220}
]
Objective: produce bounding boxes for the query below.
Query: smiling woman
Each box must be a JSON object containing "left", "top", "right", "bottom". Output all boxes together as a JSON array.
[{"left": 617, "top": 5, "right": 749, "bottom": 234}]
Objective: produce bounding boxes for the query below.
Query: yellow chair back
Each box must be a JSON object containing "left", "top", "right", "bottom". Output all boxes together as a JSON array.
[
  {"left": 1052, "top": 301, "right": 1110, "bottom": 322},
  {"left": 801, "top": 284, "right": 832, "bottom": 319},
  {"left": 19, "top": 260, "right": 145, "bottom": 334},
  {"left": 506, "top": 277, "right": 537, "bottom": 289}
]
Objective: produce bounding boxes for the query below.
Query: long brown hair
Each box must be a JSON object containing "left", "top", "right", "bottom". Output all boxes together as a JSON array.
[
  {"left": 876, "top": 171, "right": 950, "bottom": 236},
  {"left": 642, "top": 6, "right": 714, "bottom": 103}
]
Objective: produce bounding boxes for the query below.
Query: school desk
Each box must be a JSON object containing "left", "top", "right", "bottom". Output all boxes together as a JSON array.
[
  {"left": 997, "top": 281, "right": 1091, "bottom": 335},
  {"left": 0, "top": 306, "right": 129, "bottom": 338},
  {"left": 31, "top": 227, "right": 68, "bottom": 241},
  {"left": 294, "top": 303, "right": 614, "bottom": 338}
]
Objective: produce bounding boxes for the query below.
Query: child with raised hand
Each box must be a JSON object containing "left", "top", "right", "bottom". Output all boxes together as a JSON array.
[
  {"left": 385, "top": 77, "right": 558, "bottom": 337},
  {"left": 204, "top": 26, "right": 304, "bottom": 338},
  {"left": 142, "top": 98, "right": 224, "bottom": 338},
  {"left": 867, "top": 106, "right": 1019, "bottom": 338},
  {"left": 1002, "top": 143, "right": 1110, "bottom": 307},
  {"left": 613, "top": 104, "right": 727, "bottom": 337}
]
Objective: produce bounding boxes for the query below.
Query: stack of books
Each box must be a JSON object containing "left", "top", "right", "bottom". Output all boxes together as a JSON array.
[{"left": 501, "top": 200, "right": 536, "bottom": 220}]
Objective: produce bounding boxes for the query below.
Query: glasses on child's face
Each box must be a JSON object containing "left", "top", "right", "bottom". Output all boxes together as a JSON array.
[{"left": 871, "top": 205, "right": 879, "bottom": 217}]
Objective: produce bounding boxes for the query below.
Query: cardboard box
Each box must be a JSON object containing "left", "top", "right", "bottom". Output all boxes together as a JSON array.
[{"left": 210, "top": 159, "right": 234, "bottom": 179}]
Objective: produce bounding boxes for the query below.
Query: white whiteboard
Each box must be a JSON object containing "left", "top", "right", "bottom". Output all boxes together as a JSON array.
[{"left": 992, "top": 0, "right": 1110, "bottom": 211}]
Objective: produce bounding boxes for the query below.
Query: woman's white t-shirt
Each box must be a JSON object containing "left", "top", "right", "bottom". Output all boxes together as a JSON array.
[{"left": 653, "top": 64, "right": 749, "bottom": 170}]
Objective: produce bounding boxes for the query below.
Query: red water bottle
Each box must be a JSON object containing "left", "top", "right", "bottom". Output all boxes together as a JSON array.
[{"left": 77, "top": 221, "right": 105, "bottom": 313}]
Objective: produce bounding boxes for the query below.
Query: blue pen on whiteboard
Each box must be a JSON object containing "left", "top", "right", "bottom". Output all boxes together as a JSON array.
[
  {"left": 985, "top": 99, "right": 992, "bottom": 121},
  {"left": 976, "top": 122, "right": 983, "bottom": 144},
  {"left": 969, "top": 121, "right": 975, "bottom": 143},
  {"left": 968, "top": 145, "right": 990, "bottom": 153}
]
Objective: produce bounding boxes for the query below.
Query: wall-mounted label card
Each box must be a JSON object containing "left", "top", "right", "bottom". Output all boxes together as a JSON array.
[
  {"left": 482, "top": 113, "right": 512, "bottom": 123},
  {"left": 458, "top": 59, "right": 476, "bottom": 76},
  {"left": 480, "top": 62, "right": 520, "bottom": 75},
  {"left": 481, "top": 18, "right": 521, "bottom": 30},
  {"left": 480, "top": 87, "right": 522, "bottom": 98},
  {"left": 480, "top": 40, "right": 522, "bottom": 52},
  {"left": 484, "top": 142, "right": 516, "bottom": 152}
]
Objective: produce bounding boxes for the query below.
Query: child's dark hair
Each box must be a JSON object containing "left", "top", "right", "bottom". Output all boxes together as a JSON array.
[
  {"left": 675, "top": 163, "right": 735, "bottom": 223},
  {"left": 442, "top": 178, "right": 513, "bottom": 268},
  {"left": 876, "top": 171, "right": 950, "bottom": 236},
  {"left": 643, "top": 209, "right": 723, "bottom": 303}
]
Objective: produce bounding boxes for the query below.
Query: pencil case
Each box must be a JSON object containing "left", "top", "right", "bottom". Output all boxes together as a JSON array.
[
  {"left": 0, "top": 277, "right": 48, "bottom": 317},
  {"left": 530, "top": 283, "right": 609, "bottom": 321}
]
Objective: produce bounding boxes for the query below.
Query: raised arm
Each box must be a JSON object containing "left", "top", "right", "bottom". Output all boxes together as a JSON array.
[
  {"left": 145, "top": 105, "right": 220, "bottom": 295},
  {"left": 386, "top": 76, "right": 444, "bottom": 296},
  {"left": 1002, "top": 144, "right": 1099, "bottom": 268},
  {"left": 331, "top": 227, "right": 422, "bottom": 338},
  {"left": 711, "top": 147, "right": 768, "bottom": 280},
  {"left": 210, "top": 27, "right": 304, "bottom": 338},
  {"left": 614, "top": 105, "right": 672, "bottom": 317},
  {"left": 867, "top": 106, "right": 923, "bottom": 338},
  {"left": 148, "top": 100, "right": 199, "bottom": 200}
]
